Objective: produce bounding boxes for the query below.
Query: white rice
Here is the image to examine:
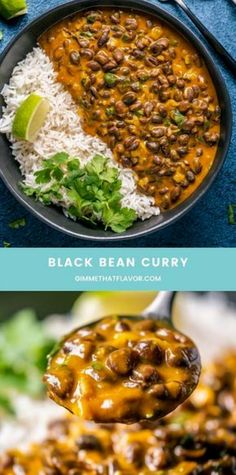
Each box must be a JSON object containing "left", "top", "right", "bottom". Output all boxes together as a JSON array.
[{"left": 0, "top": 47, "right": 160, "bottom": 221}]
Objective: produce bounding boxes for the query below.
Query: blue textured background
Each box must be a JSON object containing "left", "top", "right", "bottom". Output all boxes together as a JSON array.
[{"left": 0, "top": 0, "right": 236, "bottom": 247}]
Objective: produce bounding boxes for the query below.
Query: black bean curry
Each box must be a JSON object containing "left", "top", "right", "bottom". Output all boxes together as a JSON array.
[
  {"left": 44, "top": 317, "right": 201, "bottom": 423},
  {"left": 40, "top": 8, "right": 220, "bottom": 211},
  {"left": 1, "top": 352, "right": 236, "bottom": 474}
]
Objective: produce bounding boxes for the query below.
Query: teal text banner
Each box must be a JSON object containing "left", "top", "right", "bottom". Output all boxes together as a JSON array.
[{"left": 0, "top": 248, "right": 235, "bottom": 291}]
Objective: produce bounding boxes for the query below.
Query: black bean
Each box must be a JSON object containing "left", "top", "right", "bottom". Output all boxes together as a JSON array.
[
  {"left": 124, "top": 137, "right": 140, "bottom": 151},
  {"left": 95, "top": 51, "right": 109, "bottom": 65},
  {"left": 106, "top": 348, "right": 137, "bottom": 375},
  {"left": 132, "top": 48, "right": 145, "bottom": 59},
  {"left": 171, "top": 186, "right": 181, "bottom": 203},
  {"left": 112, "top": 48, "right": 124, "bottom": 63},
  {"left": 165, "top": 348, "right": 191, "bottom": 368},
  {"left": 53, "top": 47, "right": 64, "bottom": 61},
  {"left": 186, "top": 170, "right": 195, "bottom": 183},
  {"left": 150, "top": 126, "right": 166, "bottom": 138},
  {"left": 167, "top": 74, "right": 176, "bottom": 85},
  {"left": 103, "top": 60, "right": 117, "bottom": 71},
  {"left": 63, "top": 340, "right": 94, "bottom": 360},
  {"left": 170, "top": 150, "right": 179, "bottom": 161},
  {"left": 130, "top": 101, "right": 142, "bottom": 112},
  {"left": 146, "top": 141, "right": 160, "bottom": 152},
  {"left": 178, "top": 134, "right": 189, "bottom": 146},
  {"left": 125, "top": 18, "right": 138, "bottom": 30},
  {"left": 145, "top": 447, "right": 171, "bottom": 470},
  {"left": 76, "top": 434, "right": 103, "bottom": 451},
  {"left": 148, "top": 383, "right": 168, "bottom": 399},
  {"left": 115, "top": 320, "right": 131, "bottom": 332},
  {"left": 176, "top": 78, "right": 185, "bottom": 89},
  {"left": 134, "top": 340, "right": 163, "bottom": 364},
  {"left": 98, "top": 28, "right": 110, "bottom": 46},
  {"left": 145, "top": 56, "right": 159, "bottom": 67},
  {"left": 151, "top": 114, "right": 162, "bottom": 124},
  {"left": 80, "top": 48, "right": 94, "bottom": 59},
  {"left": 115, "top": 100, "right": 127, "bottom": 116},
  {"left": 158, "top": 105, "right": 167, "bottom": 117},
  {"left": 196, "top": 147, "right": 203, "bottom": 157},
  {"left": 108, "top": 459, "right": 121, "bottom": 475},
  {"left": 122, "top": 91, "right": 137, "bottom": 105},
  {"left": 124, "top": 442, "right": 143, "bottom": 466},
  {"left": 132, "top": 364, "right": 161, "bottom": 386},
  {"left": 174, "top": 90, "right": 183, "bottom": 102},
  {"left": 204, "top": 132, "right": 219, "bottom": 146},
  {"left": 192, "top": 157, "right": 203, "bottom": 174},
  {"left": 87, "top": 60, "right": 100, "bottom": 71},
  {"left": 45, "top": 366, "right": 75, "bottom": 399},
  {"left": 177, "top": 146, "right": 188, "bottom": 157}
]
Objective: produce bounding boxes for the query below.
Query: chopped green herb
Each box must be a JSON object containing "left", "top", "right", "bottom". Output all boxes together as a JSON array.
[
  {"left": 106, "top": 106, "right": 116, "bottom": 117},
  {"left": 3, "top": 241, "right": 11, "bottom": 248},
  {"left": 0, "top": 31, "right": 3, "bottom": 41},
  {"left": 0, "top": 309, "right": 55, "bottom": 414},
  {"left": 80, "top": 31, "right": 93, "bottom": 38},
  {"left": 104, "top": 72, "right": 117, "bottom": 87},
  {"left": 0, "top": 395, "right": 15, "bottom": 416},
  {"left": 163, "top": 118, "right": 171, "bottom": 126},
  {"left": 22, "top": 153, "right": 137, "bottom": 233},
  {"left": 134, "top": 109, "right": 144, "bottom": 117},
  {"left": 169, "top": 38, "right": 178, "bottom": 46},
  {"left": 86, "top": 14, "right": 97, "bottom": 23},
  {"left": 171, "top": 110, "right": 185, "bottom": 127},
  {"left": 122, "top": 33, "right": 130, "bottom": 42},
  {"left": 92, "top": 361, "right": 104, "bottom": 371},
  {"left": 203, "top": 120, "right": 211, "bottom": 131},
  {"left": 9, "top": 217, "right": 26, "bottom": 229},
  {"left": 228, "top": 204, "right": 236, "bottom": 225}
]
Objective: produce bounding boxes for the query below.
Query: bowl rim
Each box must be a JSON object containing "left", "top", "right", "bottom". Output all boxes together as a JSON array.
[{"left": 0, "top": 0, "right": 232, "bottom": 241}]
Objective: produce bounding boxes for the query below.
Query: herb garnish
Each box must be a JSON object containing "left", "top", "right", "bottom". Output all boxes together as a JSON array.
[
  {"left": 9, "top": 217, "right": 26, "bottom": 229},
  {"left": 228, "top": 204, "right": 236, "bottom": 225},
  {"left": 171, "top": 110, "right": 186, "bottom": 127},
  {"left": 0, "top": 310, "right": 55, "bottom": 415},
  {"left": 3, "top": 241, "right": 11, "bottom": 248},
  {"left": 22, "top": 153, "right": 137, "bottom": 233}
]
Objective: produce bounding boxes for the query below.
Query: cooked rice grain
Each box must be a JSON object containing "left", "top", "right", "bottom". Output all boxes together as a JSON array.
[{"left": 0, "top": 47, "right": 159, "bottom": 221}]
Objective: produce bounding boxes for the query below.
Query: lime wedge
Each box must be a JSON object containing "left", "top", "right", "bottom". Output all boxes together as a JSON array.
[
  {"left": 12, "top": 94, "right": 50, "bottom": 142},
  {"left": 72, "top": 291, "right": 157, "bottom": 326},
  {"left": 0, "top": 0, "right": 27, "bottom": 20}
]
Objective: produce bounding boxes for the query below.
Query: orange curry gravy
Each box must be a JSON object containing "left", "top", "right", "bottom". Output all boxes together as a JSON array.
[
  {"left": 44, "top": 316, "right": 201, "bottom": 424},
  {"left": 40, "top": 8, "right": 220, "bottom": 211}
]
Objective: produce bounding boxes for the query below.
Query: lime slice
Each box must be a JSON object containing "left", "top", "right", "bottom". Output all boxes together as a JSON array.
[
  {"left": 72, "top": 291, "right": 157, "bottom": 326},
  {"left": 12, "top": 93, "right": 50, "bottom": 142},
  {"left": 0, "top": 0, "right": 27, "bottom": 20}
]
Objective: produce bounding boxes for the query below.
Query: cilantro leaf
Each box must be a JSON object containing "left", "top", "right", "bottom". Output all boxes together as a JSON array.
[
  {"left": 22, "top": 153, "right": 137, "bottom": 233},
  {"left": 9, "top": 217, "right": 26, "bottom": 229}
]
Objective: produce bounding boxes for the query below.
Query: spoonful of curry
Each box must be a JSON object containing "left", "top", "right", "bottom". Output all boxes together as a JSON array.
[{"left": 44, "top": 292, "right": 201, "bottom": 424}]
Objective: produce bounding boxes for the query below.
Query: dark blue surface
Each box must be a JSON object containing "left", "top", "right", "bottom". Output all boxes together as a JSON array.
[{"left": 0, "top": 0, "right": 236, "bottom": 247}]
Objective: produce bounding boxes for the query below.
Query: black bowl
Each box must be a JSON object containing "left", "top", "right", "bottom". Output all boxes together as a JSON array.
[{"left": 0, "top": 0, "right": 232, "bottom": 241}]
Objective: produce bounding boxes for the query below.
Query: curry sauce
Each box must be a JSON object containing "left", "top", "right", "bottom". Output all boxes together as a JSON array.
[
  {"left": 44, "top": 317, "right": 201, "bottom": 423},
  {"left": 40, "top": 8, "right": 220, "bottom": 211},
  {"left": 1, "top": 352, "right": 236, "bottom": 474}
]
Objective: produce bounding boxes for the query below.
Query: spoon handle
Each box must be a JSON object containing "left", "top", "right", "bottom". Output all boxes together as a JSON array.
[
  {"left": 175, "top": 0, "right": 236, "bottom": 75},
  {"left": 142, "top": 291, "right": 176, "bottom": 322}
]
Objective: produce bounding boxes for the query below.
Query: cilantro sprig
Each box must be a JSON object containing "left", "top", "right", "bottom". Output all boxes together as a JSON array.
[
  {"left": 0, "top": 309, "right": 55, "bottom": 415},
  {"left": 22, "top": 153, "right": 137, "bottom": 233}
]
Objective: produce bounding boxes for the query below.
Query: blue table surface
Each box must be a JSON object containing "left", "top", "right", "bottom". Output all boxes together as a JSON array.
[{"left": 0, "top": 0, "right": 236, "bottom": 248}]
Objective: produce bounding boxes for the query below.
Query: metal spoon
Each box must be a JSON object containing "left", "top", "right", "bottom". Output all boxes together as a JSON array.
[
  {"left": 142, "top": 290, "right": 176, "bottom": 322},
  {"left": 159, "top": 0, "right": 236, "bottom": 75},
  {"left": 46, "top": 291, "right": 202, "bottom": 423}
]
